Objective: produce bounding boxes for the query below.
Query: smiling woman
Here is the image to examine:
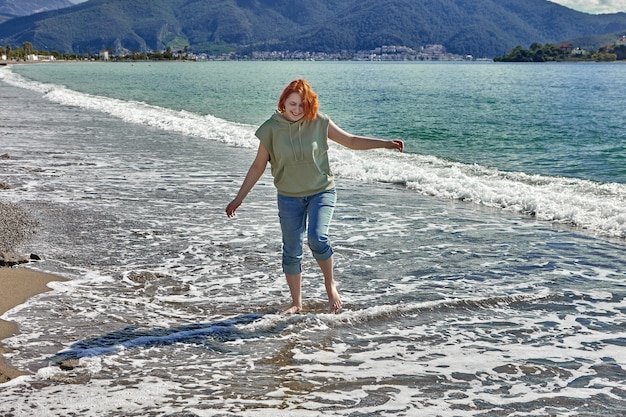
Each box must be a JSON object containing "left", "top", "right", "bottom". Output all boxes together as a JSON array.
[
  {"left": 549, "top": 0, "right": 626, "bottom": 14},
  {"left": 225, "top": 79, "right": 403, "bottom": 315}
]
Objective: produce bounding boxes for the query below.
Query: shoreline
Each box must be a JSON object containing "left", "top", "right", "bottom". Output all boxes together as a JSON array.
[{"left": 0, "top": 267, "right": 65, "bottom": 383}]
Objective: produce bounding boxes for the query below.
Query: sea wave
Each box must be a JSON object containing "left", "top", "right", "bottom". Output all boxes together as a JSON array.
[
  {"left": 48, "top": 291, "right": 549, "bottom": 364},
  {"left": 2, "top": 66, "right": 624, "bottom": 239},
  {"left": 330, "top": 148, "right": 626, "bottom": 238}
]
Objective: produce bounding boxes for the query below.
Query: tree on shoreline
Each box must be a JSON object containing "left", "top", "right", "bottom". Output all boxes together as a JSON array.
[
  {"left": 495, "top": 40, "right": 624, "bottom": 62},
  {"left": 22, "top": 41, "right": 33, "bottom": 56}
]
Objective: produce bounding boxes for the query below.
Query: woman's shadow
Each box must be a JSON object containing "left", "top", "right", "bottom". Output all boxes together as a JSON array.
[{"left": 49, "top": 313, "right": 273, "bottom": 365}]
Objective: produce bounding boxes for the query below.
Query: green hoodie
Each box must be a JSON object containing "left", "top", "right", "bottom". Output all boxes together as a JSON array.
[{"left": 255, "top": 111, "right": 335, "bottom": 197}]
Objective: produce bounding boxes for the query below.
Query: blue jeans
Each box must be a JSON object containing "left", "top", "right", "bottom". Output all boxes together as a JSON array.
[{"left": 277, "top": 188, "right": 337, "bottom": 275}]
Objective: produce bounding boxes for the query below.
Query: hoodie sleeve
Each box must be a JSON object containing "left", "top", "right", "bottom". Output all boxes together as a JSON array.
[{"left": 255, "top": 118, "right": 274, "bottom": 158}]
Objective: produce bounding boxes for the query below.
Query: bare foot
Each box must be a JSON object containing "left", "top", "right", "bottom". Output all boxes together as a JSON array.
[
  {"left": 327, "top": 285, "right": 342, "bottom": 313},
  {"left": 282, "top": 305, "right": 301, "bottom": 315}
]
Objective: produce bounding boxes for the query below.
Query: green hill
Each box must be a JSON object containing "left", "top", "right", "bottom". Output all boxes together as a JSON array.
[
  {"left": 1, "top": 0, "right": 625, "bottom": 58},
  {"left": 0, "top": 0, "right": 75, "bottom": 23},
  {"left": 0, "top": 0, "right": 74, "bottom": 16}
]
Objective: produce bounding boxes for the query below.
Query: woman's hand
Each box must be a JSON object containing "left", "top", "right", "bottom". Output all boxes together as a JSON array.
[
  {"left": 389, "top": 139, "right": 404, "bottom": 152},
  {"left": 225, "top": 198, "right": 242, "bottom": 217}
]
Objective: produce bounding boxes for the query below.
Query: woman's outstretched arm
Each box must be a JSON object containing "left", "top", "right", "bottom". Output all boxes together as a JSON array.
[
  {"left": 328, "top": 120, "right": 404, "bottom": 152},
  {"left": 225, "top": 142, "right": 270, "bottom": 217}
]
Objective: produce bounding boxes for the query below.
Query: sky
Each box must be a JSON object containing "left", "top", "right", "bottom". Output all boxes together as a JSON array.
[{"left": 549, "top": 0, "right": 626, "bottom": 14}]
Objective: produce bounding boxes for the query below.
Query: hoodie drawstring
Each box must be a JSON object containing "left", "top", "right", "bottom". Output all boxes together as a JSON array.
[
  {"left": 298, "top": 124, "right": 304, "bottom": 161},
  {"left": 288, "top": 123, "right": 305, "bottom": 161}
]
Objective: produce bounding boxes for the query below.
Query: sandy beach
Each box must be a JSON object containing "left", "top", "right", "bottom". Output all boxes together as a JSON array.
[{"left": 0, "top": 267, "right": 65, "bottom": 383}]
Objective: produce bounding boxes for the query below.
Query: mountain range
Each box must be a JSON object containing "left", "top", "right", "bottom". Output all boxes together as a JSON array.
[
  {"left": 0, "top": 0, "right": 82, "bottom": 23},
  {"left": 1, "top": 0, "right": 625, "bottom": 58}
]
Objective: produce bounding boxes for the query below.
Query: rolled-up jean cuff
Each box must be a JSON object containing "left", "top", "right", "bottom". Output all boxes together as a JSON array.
[
  {"left": 283, "top": 263, "right": 302, "bottom": 275},
  {"left": 312, "top": 246, "right": 333, "bottom": 262}
]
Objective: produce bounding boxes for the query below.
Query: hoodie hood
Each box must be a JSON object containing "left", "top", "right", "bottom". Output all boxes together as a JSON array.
[
  {"left": 271, "top": 110, "right": 302, "bottom": 126},
  {"left": 272, "top": 111, "right": 305, "bottom": 161}
]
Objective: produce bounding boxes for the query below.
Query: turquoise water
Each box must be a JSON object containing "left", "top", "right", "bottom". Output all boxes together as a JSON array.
[
  {"left": 11, "top": 61, "right": 626, "bottom": 183},
  {"left": 0, "top": 62, "right": 625, "bottom": 416}
]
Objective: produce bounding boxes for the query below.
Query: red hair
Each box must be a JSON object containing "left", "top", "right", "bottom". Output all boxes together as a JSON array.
[{"left": 277, "top": 79, "right": 319, "bottom": 121}]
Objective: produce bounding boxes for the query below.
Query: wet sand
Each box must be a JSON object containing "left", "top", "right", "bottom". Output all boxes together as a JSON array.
[{"left": 0, "top": 267, "right": 65, "bottom": 383}]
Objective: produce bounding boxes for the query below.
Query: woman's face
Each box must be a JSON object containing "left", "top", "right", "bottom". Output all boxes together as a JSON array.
[{"left": 282, "top": 92, "right": 304, "bottom": 122}]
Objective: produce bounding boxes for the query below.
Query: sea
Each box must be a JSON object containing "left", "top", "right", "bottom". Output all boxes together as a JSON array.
[{"left": 0, "top": 60, "right": 625, "bottom": 417}]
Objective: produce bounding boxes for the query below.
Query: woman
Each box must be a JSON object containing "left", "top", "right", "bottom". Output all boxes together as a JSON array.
[{"left": 225, "top": 79, "right": 403, "bottom": 314}]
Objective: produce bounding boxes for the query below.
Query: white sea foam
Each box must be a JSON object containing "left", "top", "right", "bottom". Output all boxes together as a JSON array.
[
  {"left": 330, "top": 147, "right": 626, "bottom": 238},
  {"left": 1, "top": 268, "right": 623, "bottom": 416}
]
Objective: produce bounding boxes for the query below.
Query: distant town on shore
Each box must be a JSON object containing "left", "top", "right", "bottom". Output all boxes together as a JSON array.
[
  {"left": 2, "top": 43, "right": 478, "bottom": 63},
  {"left": 2, "top": 36, "right": 625, "bottom": 64}
]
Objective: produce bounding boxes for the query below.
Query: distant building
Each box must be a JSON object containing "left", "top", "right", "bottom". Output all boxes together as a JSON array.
[
  {"left": 25, "top": 54, "right": 56, "bottom": 61},
  {"left": 558, "top": 43, "right": 574, "bottom": 54},
  {"left": 1, "top": 54, "right": 6, "bottom": 61},
  {"left": 99, "top": 50, "right": 109, "bottom": 61},
  {"left": 617, "top": 35, "right": 626, "bottom": 46}
]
